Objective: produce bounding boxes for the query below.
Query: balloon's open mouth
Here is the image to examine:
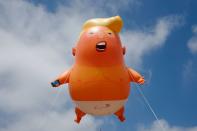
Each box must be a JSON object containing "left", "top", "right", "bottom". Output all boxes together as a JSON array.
[{"left": 96, "top": 41, "right": 107, "bottom": 52}]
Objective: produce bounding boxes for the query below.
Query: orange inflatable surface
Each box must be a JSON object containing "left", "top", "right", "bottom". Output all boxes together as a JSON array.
[{"left": 51, "top": 16, "right": 144, "bottom": 123}]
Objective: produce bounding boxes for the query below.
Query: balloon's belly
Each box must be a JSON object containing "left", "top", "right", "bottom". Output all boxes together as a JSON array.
[
  {"left": 69, "top": 65, "right": 130, "bottom": 101},
  {"left": 73, "top": 99, "right": 127, "bottom": 116},
  {"left": 69, "top": 82, "right": 130, "bottom": 101}
]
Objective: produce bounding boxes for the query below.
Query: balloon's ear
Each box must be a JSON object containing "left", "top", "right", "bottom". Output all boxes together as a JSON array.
[
  {"left": 122, "top": 46, "right": 126, "bottom": 55},
  {"left": 72, "top": 48, "right": 76, "bottom": 56}
]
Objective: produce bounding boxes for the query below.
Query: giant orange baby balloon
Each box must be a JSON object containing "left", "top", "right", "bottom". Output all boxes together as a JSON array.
[{"left": 51, "top": 16, "right": 144, "bottom": 123}]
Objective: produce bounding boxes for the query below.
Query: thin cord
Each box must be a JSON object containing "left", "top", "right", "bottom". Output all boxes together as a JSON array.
[
  {"left": 135, "top": 84, "right": 165, "bottom": 131},
  {"left": 129, "top": 73, "right": 165, "bottom": 131}
]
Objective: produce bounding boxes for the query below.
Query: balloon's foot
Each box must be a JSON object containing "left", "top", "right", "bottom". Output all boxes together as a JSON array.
[
  {"left": 74, "top": 107, "right": 86, "bottom": 124},
  {"left": 114, "top": 106, "right": 126, "bottom": 122},
  {"left": 74, "top": 117, "right": 81, "bottom": 124},
  {"left": 118, "top": 115, "right": 125, "bottom": 122}
]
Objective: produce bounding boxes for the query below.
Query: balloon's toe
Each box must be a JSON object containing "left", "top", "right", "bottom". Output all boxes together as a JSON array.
[{"left": 118, "top": 115, "right": 125, "bottom": 122}]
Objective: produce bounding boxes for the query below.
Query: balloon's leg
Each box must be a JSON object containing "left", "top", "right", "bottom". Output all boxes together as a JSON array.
[
  {"left": 114, "top": 107, "right": 125, "bottom": 122},
  {"left": 74, "top": 107, "right": 86, "bottom": 124}
]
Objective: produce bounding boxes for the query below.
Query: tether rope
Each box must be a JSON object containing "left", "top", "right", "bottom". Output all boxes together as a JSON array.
[
  {"left": 129, "top": 73, "right": 165, "bottom": 131},
  {"left": 135, "top": 84, "right": 165, "bottom": 131}
]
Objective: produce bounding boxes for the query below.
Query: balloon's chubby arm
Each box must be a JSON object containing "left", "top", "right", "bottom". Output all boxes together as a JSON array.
[
  {"left": 51, "top": 70, "right": 71, "bottom": 87},
  {"left": 127, "top": 68, "right": 145, "bottom": 84}
]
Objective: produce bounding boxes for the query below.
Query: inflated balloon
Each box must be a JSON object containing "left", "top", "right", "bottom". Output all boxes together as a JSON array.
[{"left": 51, "top": 16, "right": 144, "bottom": 123}]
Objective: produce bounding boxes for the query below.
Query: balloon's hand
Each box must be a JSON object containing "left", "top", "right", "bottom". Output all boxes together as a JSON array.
[
  {"left": 51, "top": 80, "right": 61, "bottom": 87},
  {"left": 138, "top": 77, "right": 145, "bottom": 85}
]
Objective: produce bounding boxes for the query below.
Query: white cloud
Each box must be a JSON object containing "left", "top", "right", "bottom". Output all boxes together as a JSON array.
[
  {"left": 138, "top": 119, "right": 197, "bottom": 131},
  {"left": 0, "top": 0, "right": 107, "bottom": 130},
  {"left": 0, "top": 0, "right": 182, "bottom": 130},
  {"left": 182, "top": 60, "right": 197, "bottom": 86},
  {"left": 183, "top": 60, "right": 193, "bottom": 80},
  {"left": 187, "top": 25, "right": 197, "bottom": 54},
  {"left": 0, "top": 110, "right": 101, "bottom": 131},
  {"left": 64, "top": 0, "right": 140, "bottom": 15},
  {"left": 122, "top": 15, "right": 182, "bottom": 66}
]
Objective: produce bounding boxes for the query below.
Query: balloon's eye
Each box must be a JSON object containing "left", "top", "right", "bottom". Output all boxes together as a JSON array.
[
  {"left": 108, "top": 32, "right": 112, "bottom": 35},
  {"left": 89, "top": 32, "right": 94, "bottom": 35}
]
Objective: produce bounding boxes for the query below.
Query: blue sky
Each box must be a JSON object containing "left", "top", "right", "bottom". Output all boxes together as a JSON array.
[{"left": 0, "top": 0, "right": 197, "bottom": 131}]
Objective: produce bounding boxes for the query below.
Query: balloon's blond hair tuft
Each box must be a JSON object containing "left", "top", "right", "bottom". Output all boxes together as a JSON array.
[{"left": 82, "top": 16, "right": 123, "bottom": 33}]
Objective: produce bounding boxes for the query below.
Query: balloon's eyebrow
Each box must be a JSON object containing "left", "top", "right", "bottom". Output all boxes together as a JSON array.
[{"left": 105, "top": 30, "right": 113, "bottom": 34}]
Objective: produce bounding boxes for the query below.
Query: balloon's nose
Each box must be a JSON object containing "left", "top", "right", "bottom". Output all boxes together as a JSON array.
[{"left": 97, "top": 32, "right": 107, "bottom": 39}]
